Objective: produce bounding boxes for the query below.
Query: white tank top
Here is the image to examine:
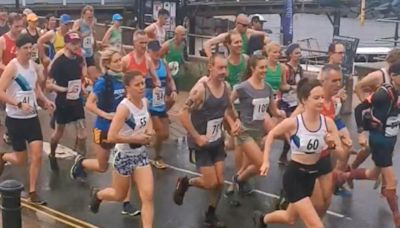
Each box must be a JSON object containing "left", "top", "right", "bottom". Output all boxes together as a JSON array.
[
  {"left": 290, "top": 114, "right": 328, "bottom": 155},
  {"left": 6, "top": 59, "right": 38, "bottom": 119},
  {"left": 154, "top": 24, "right": 166, "bottom": 44},
  {"left": 115, "top": 98, "right": 150, "bottom": 154},
  {"left": 381, "top": 68, "right": 390, "bottom": 84}
]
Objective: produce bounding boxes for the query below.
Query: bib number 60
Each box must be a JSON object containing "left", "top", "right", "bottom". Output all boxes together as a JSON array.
[{"left": 306, "top": 139, "right": 319, "bottom": 151}]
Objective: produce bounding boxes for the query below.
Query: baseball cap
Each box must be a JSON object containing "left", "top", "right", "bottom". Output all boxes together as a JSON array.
[
  {"left": 27, "top": 13, "right": 38, "bottom": 22},
  {"left": 22, "top": 8, "right": 32, "bottom": 16},
  {"left": 147, "top": 40, "right": 161, "bottom": 52},
  {"left": 60, "top": 14, "right": 73, "bottom": 25},
  {"left": 112, "top": 13, "right": 123, "bottom": 22},
  {"left": 251, "top": 14, "right": 266, "bottom": 23},
  {"left": 64, "top": 32, "right": 81, "bottom": 43}
]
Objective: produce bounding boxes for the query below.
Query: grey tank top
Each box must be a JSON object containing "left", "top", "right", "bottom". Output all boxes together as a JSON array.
[
  {"left": 235, "top": 80, "right": 273, "bottom": 129},
  {"left": 188, "top": 82, "right": 229, "bottom": 148}
]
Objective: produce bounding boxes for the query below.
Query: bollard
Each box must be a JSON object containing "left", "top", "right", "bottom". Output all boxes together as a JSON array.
[{"left": 0, "top": 180, "right": 24, "bottom": 228}]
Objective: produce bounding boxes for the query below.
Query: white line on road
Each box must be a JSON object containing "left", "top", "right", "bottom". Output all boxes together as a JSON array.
[{"left": 165, "top": 163, "right": 352, "bottom": 220}]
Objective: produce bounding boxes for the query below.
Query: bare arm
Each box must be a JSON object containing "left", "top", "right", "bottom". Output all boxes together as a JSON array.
[
  {"left": 354, "top": 71, "right": 383, "bottom": 101},
  {"left": 164, "top": 59, "right": 176, "bottom": 91},
  {"left": 101, "top": 26, "right": 113, "bottom": 47},
  {"left": 144, "top": 24, "right": 156, "bottom": 38},
  {"left": 290, "top": 103, "right": 305, "bottom": 117},
  {"left": 179, "top": 83, "right": 205, "bottom": 139},
  {"left": 37, "top": 30, "right": 55, "bottom": 63},
  {"left": 0, "top": 37, "right": 5, "bottom": 72},
  {"left": 248, "top": 28, "right": 268, "bottom": 37},
  {"left": 159, "top": 41, "right": 169, "bottom": 58},
  {"left": 325, "top": 117, "right": 345, "bottom": 160},
  {"left": 85, "top": 92, "right": 111, "bottom": 119},
  {"left": 72, "top": 20, "right": 80, "bottom": 32},
  {"left": 203, "top": 33, "right": 227, "bottom": 58},
  {"left": 0, "top": 63, "right": 19, "bottom": 106},
  {"left": 279, "top": 63, "right": 290, "bottom": 91},
  {"left": 147, "top": 57, "right": 161, "bottom": 87}
]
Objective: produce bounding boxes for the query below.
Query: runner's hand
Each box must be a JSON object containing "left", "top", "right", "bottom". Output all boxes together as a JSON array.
[
  {"left": 278, "top": 110, "right": 286, "bottom": 119},
  {"left": 41, "top": 57, "right": 51, "bottom": 67},
  {"left": 153, "top": 79, "right": 161, "bottom": 88},
  {"left": 20, "top": 103, "right": 33, "bottom": 113},
  {"left": 324, "top": 130, "right": 335, "bottom": 148},
  {"left": 145, "top": 128, "right": 156, "bottom": 137},
  {"left": 44, "top": 100, "right": 55, "bottom": 112},
  {"left": 341, "top": 136, "right": 352, "bottom": 148},
  {"left": 195, "top": 135, "right": 209, "bottom": 147},
  {"left": 260, "top": 161, "right": 270, "bottom": 176},
  {"left": 170, "top": 91, "right": 177, "bottom": 101},
  {"left": 358, "top": 132, "right": 367, "bottom": 149},
  {"left": 103, "top": 112, "right": 115, "bottom": 120},
  {"left": 338, "top": 88, "right": 347, "bottom": 101},
  {"left": 137, "top": 133, "right": 152, "bottom": 145}
]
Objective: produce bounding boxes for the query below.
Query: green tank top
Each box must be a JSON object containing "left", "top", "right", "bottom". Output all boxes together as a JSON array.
[
  {"left": 109, "top": 28, "right": 122, "bottom": 50},
  {"left": 165, "top": 39, "right": 184, "bottom": 64},
  {"left": 265, "top": 63, "right": 282, "bottom": 91},
  {"left": 241, "top": 32, "right": 248, "bottom": 54},
  {"left": 226, "top": 55, "right": 246, "bottom": 87}
]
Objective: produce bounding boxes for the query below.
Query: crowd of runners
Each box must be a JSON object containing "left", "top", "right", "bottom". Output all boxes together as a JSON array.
[{"left": 0, "top": 5, "right": 400, "bottom": 228}]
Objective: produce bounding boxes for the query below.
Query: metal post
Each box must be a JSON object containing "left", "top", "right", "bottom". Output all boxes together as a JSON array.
[
  {"left": 395, "top": 22, "right": 399, "bottom": 47},
  {"left": 15, "top": 0, "right": 20, "bottom": 11},
  {"left": 333, "top": 8, "right": 341, "bottom": 36},
  {"left": 0, "top": 180, "right": 24, "bottom": 228},
  {"left": 137, "top": 0, "right": 145, "bottom": 29}
]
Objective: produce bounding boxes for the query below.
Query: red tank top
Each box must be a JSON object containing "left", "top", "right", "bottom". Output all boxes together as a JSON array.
[
  {"left": 2, "top": 34, "right": 16, "bottom": 65},
  {"left": 127, "top": 52, "right": 148, "bottom": 76},
  {"left": 321, "top": 98, "right": 335, "bottom": 120}
]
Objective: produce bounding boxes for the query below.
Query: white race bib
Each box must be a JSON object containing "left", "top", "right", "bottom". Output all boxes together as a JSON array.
[
  {"left": 16, "top": 90, "right": 36, "bottom": 111},
  {"left": 31, "top": 45, "right": 38, "bottom": 61},
  {"left": 83, "top": 36, "right": 93, "bottom": 49},
  {"left": 252, "top": 98, "right": 270, "bottom": 121},
  {"left": 299, "top": 133, "right": 324, "bottom": 154},
  {"left": 385, "top": 115, "right": 400, "bottom": 137},
  {"left": 152, "top": 88, "right": 165, "bottom": 107},
  {"left": 168, "top": 61, "right": 180, "bottom": 77},
  {"left": 133, "top": 113, "right": 148, "bottom": 133},
  {"left": 282, "top": 90, "right": 298, "bottom": 107},
  {"left": 66, "top": 79, "right": 82, "bottom": 100},
  {"left": 206, "top": 117, "right": 224, "bottom": 142}
]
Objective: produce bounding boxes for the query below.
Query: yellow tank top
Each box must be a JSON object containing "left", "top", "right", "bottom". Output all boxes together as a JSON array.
[{"left": 53, "top": 31, "right": 64, "bottom": 52}]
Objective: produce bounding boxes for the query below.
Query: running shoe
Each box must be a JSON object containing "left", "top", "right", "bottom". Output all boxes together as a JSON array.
[
  {"left": 252, "top": 210, "right": 267, "bottom": 228},
  {"left": 2, "top": 132, "right": 11, "bottom": 145},
  {"left": 48, "top": 154, "right": 59, "bottom": 171},
  {"left": 89, "top": 188, "right": 101, "bottom": 213},
  {"left": 224, "top": 175, "right": 237, "bottom": 197},
  {"left": 173, "top": 176, "right": 189, "bottom": 206},
  {"left": 204, "top": 211, "right": 226, "bottom": 228},
  {"left": 70, "top": 155, "right": 87, "bottom": 181},
  {"left": 151, "top": 158, "right": 168, "bottom": 169},
  {"left": 28, "top": 192, "right": 47, "bottom": 205},
  {"left": 121, "top": 202, "right": 141, "bottom": 216},
  {"left": 238, "top": 181, "right": 254, "bottom": 195},
  {"left": 334, "top": 186, "right": 352, "bottom": 197}
]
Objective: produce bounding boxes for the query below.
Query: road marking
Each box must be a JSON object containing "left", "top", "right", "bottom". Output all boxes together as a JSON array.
[
  {"left": 165, "top": 163, "right": 352, "bottom": 220},
  {"left": 21, "top": 198, "right": 98, "bottom": 228}
]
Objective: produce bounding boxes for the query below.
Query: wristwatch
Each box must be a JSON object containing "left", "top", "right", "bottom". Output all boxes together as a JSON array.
[{"left": 17, "top": 102, "right": 22, "bottom": 109}]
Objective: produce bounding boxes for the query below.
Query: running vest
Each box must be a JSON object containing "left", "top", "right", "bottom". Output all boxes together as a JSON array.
[
  {"left": 147, "top": 59, "right": 167, "bottom": 112},
  {"left": 154, "top": 24, "right": 166, "bottom": 44},
  {"left": 240, "top": 32, "right": 248, "bottom": 54},
  {"left": 235, "top": 80, "right": 273, "bottom": 129},
  {"left": 24, "top": 28, "right": 40, "bottom": 62},
  {"left": 265, "top": 63, "right": 282, "bottom": 91},
  {"left": 290, "top": 114, "right": 328, "bottom": 155},
  {"left": 109, "top": 28, "right": 122, "bottom": 50},
  {"left": 282, "top": 63, "right": 303, "bottom": 107},
  {"left": 165, "top": 39, "right": 184, "bottom": 64},
  {"left": 226, "top": 55, "right": 246, "bottom": 87},
  {"left": 189, "top": 82, "right": 229, "bottom": 148},
  {"left": 321, "top": 98, "right": 341, "bottom": 120},
  {"left": 127, "top": 52, "right": 148, "bottom": 76},
  {"left": 380, "top": 68, "right": 390, "bottom": 84},
  {"left": 6, "top": 59, "right": 38, "bottom": 119},
  {"left": 53, "top": 30, "right": 65, "bottom": 53},
  {"left": 79, "top": 19, "right": 94, "bottom": 58},
  {"left": 115, "top": 98, "right": 150, "bottom": 154},
  {"left": 2, "top": 34, "right": 16, "bottom": 66}
]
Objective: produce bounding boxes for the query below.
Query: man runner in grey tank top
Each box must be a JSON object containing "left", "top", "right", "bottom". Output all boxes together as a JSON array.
[{"left": 173, "top": 54, "right": 240, "bottom": 227}]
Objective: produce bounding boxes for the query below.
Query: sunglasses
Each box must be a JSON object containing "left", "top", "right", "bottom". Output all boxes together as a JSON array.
[{"left": 237, "top": 22, "right": 249, "bottom": 27}]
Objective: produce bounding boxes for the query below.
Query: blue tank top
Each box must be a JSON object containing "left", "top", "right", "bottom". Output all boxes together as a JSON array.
[
  {"left": 79, "top": 20, "right": 94, "bottom": 58},
  {"left": 146, "top": 59, "right": 167, "bottom": 112}
]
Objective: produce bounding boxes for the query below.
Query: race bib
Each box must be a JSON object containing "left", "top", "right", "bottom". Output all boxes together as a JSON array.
[
  {"left": 206, "top": 117, "right": 223, "bottom": 142},
  {"left": 168, "top": 61, "right": 180, "bottom": 77},
  {"left": 385, "top": 115, "right": 400, "bottom": 137},
  {"left": 66, "top": 79, "right": 82, "bottom": 100},
  {"left": 83, "top": 36, "right": 93, "bottom": 49},
  {"left": 252, "top": 98, "right": 270, "bottom": 120},
  {"left": 152, "top": 88, "right": 165, "bottom": 107},
  {"left": 31, "top": 45, "right": 38, "bottom": 61},
  {"left": 282, "top": 90, "right": 298, "bottom": 107},
  {"left": 16, "top": 90, "right": 36, "bottom": 112},
  {"left": 133, "top": 113, "right": 148, "bottom": 133},
  {"left": 299, "top": 134, "right": 324, "bottom": 154}
]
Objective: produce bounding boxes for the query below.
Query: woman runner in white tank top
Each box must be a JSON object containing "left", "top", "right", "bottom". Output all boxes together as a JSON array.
[
  {"left": 89, "top": 71, "right": 155, "bottom": 228},
  {"left": 254, "top": 78, "right": 345, "bottom": 228}
]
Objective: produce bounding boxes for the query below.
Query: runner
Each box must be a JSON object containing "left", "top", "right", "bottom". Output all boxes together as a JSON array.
[
  {"left": 47, "top": 31, "right": 87, "bottom": 171},
  {"left": 22, "top": 8, "right": 33, "bottom": 26},
  {"left": 0, "top": 34, "right": 54, "bottom": 205},
  {"left": 0, "top": 8, "right": 9, "bottom": 37},
  {"left": 89, "top": 71, "right": 155, "bottom": 228},
  {"left": 173, "top": 54, "right": 240, "bottom": 227},
  {"left": 230, "top": 54, "right": 284, "bottom": 196},
  {"left": 72, "top": 5, "right": 98, "bottom": 81},
  {"left": 264, "top": 42, "right": 289, "bottom": 92},
  {"left": 278, "top": 43, "right": 304, "bottom": 165},
  {"left": 250, "top": 14, "right": 266, "bottom": 31},
  {"left": 41, "top": 14, "right": 57, "bottom": 35},
  {"left": 203, "top": 14, "right": 268, "bottom": 57},
  {"left": 22, "top": 13, "right": 41, "bottom": 64},
  {"left": 144, "top": 8, "right": 169, "bottom": 44},
  {"left": 0, "top": 12, "right": 24, "bottom": 75},
  {"left": 254, "top": 77, "right": 343, "bottom": 228},
  {"left": 160, "top": 25, "right": 186, "bottom": 109},
  {"left": 71, "top": 47, "right": 140, "bottom": 216},
  {"left": 146, "top": 40, "right": 177, "bottom": 169},
  {"left": 101, "top": 13, "right": 124, "bottom": 54},
  {"left": 345, "top": 61, "right": 400, "bottom": 227}
]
